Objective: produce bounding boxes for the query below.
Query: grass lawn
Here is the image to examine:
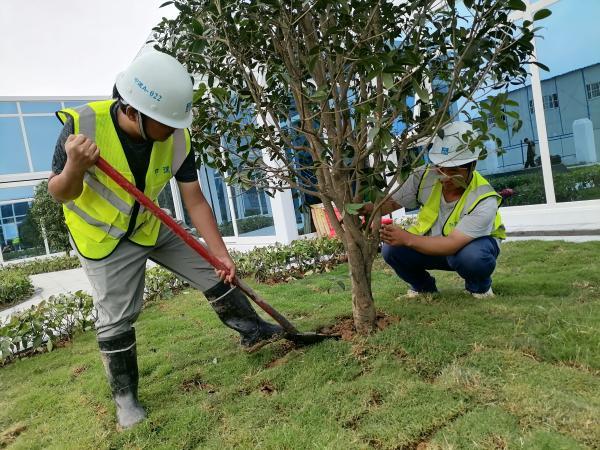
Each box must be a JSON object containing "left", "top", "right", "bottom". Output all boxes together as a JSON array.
[{"left": 1, "top": 241, "right": 599, "bottom": 449}]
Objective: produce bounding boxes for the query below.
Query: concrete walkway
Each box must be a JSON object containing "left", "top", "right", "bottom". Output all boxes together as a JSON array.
[{"left": 0, "top": 268, "right": 91, "bottom": 321}]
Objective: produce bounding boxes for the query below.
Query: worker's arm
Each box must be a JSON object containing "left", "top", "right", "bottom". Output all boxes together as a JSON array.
[
  {"left": 47, "top": 134, "right": 99, "bottom": 203},
  {"left": 359, "top": 168, "right": 424, "bottom": 216},
  {"left": 380, "top": 225, "right": 473, "bottom": 256},
  {"left": 178, "top": 180, "right": 235, "bottom": 283}
]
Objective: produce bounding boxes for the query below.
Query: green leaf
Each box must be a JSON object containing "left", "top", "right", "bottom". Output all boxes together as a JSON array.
[
  {"left": 307, "top": 54, "right": 318, "bottom": 73},
  {"left": 345, "top": 203, "right": 365, "bottom": 215},
  {"left": 507, "top": 0, "right": 527, "bottom": 12},
  {"left": 310, "top": 85, "right": 329, "bottom": 102},
  {"left": 531, "top": 61, "right": 550, "bottom": 72},
  {"left": 368, "top": 126, "right": 380, "bottom": 142},
  {"left": 382, "top": 73, "right": 394, "bottom": 90},
  {"left": 533, "top": 9, "right": 552, "bottom": 21},
  {"left": 193, "top": 83, "right": 207, "bottom": 104},
  {"left": 46, "top": 340, "right": 54, "bottom": 352},
  {"left": 412, "top": 79, "right": 430, "bottom": 103},
  {"left": 211, "top": 87, "right": 228, "bottom": 100}
]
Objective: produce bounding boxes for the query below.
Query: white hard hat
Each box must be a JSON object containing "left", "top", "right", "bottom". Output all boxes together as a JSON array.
[
  {"left": 428, "top": 121, "right": 481, "bottom": 168},
  {"left": 115, "top": 50, "right": 193, "bottom": 129}
]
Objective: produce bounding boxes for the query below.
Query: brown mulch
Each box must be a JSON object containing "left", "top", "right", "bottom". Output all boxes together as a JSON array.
[{"left": 318, "top": 312, "right": 401, "bottom": 341}]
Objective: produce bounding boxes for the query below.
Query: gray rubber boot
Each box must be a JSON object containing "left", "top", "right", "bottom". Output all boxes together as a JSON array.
[
  {"left": 98, "top": 329, "right": 147, "bottom": 429},
  {"left": 204, "top": 281, "right": 283, "bottom": 349}
]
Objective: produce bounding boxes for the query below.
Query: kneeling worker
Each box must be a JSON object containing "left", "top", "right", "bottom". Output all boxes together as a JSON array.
[{"left": 366, "top": 122, "right": 505, "bottom": 298}]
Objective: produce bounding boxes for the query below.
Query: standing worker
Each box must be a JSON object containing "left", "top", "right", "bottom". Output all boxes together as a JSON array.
[
  {"left": 48, "top": 50, "right": 282, "bottom": 429},
  {"left": 523, "top": 137, "right": 536, "bottom": 168},
  {"left": 362, "top": 122, "right": 505, "bottom": 298}
]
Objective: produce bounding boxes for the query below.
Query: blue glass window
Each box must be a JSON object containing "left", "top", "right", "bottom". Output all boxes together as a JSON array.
[
  {"left": 0, "top": 102, "right": 18, "bottom": 114},
  {"left": 19, "top": 101, "right": 63, "bottom": 114},
  {"left": 0, "top": 117, "right": 29, "bottom": 174},
  {"left": 1, "top": 204, "right": 13, "bottom": 217},
  {"left": 23, "top": 116, "right": 63, "bottom": 171},
  {"left": 13, "top": 202, "right": 29, "bottom": 216}
]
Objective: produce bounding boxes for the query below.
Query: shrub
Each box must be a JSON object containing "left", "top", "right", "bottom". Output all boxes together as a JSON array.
[
  {"left": 144, "top": 266, "right": 188, "bottom": 303},
  {"left": 488, "top": 165, "right": 600, "bottom": 206},
  {"left": 0, "top": 291, "right": 95, "bottom": 364},
  {"left": 232, "top": 237, "right": 347, "bottom": 283},
  {"left": 0, "top": 271, "right": 34, "bottom": 305},
  {"left": 0, "top": 237, "right": 348, "bottom": 364},
  {"left": 218, "top": 215, "right": 274, "bottom": 236},
  {"left": 0, "top": 255, "right": 80, "bottom": 276}
]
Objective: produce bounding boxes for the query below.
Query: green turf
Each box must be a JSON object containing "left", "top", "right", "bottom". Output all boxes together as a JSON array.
[{"left": 1, "top": 241, "right": 598, "bottom": 449}]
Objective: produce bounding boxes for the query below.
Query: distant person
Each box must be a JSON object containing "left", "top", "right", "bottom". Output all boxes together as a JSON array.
[{"left": 523, "top": 138, "right": 536, "bottom": 168}]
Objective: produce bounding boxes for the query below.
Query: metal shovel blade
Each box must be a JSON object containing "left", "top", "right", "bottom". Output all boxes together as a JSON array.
[{"left": 284, "top": 332, "right": 340, "bottom": 345}]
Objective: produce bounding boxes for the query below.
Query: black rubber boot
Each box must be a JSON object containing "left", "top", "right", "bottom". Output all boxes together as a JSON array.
[
  {"left": 204, "top": 281, "right": 283, "bottom": 349},
  {"left": 98, "top": 329, "right": 147, "bottom": 429}
]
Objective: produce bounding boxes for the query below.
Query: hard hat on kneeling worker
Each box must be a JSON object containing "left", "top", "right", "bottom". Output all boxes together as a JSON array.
[
  {"left": 115, "top": 50, "right": 194, "bottom": 129},
  {"left": 428, "top": 121, "right": 481, "bottom": 168}
]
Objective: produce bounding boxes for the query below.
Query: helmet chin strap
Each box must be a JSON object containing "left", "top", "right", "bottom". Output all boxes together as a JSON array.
[{"left": 136, "top": 111, "right": 150, "bottom": 142}]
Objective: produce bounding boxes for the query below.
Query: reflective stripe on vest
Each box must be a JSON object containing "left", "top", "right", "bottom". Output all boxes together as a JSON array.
[
  {"left": 408, "top": 166, "right": 506, "bottom": 239},
  {"left": 57, "top": 100, "right": 191, "bottom": 259}
]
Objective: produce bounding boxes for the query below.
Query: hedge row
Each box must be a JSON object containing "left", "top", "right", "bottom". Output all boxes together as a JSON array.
[
  {"left": 0, "top": 271, "right": 34, "bottom": 305},
  {"left": 0, "top": 266, "right": 188, "bottom": 365},
  {"left": 0, "top": 255, "right": 80, "bottom": 276},
  {"left": 0, "top": 237, "right": 348, "bottom": 364},
  {"left": 0, "top": 291, "right": 95, "bottom": 364},
  {"left": 490, "top": 166, "right": 600, "bottom": 206},
  {"left": 232, "top": 237, "right": 347, "bottom": 283}
]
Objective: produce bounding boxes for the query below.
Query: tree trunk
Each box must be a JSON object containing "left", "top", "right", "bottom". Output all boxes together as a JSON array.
[{"left": 346, "top": 238, "right": 377, "bottom": 334}]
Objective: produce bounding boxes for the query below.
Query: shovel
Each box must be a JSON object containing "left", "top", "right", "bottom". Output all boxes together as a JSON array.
[{"left": 96, "top": 157, "right": 337, "bottom": 346}]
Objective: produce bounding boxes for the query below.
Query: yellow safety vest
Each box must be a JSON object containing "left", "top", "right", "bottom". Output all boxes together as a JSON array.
[
  {"left": 56, "top": 100, "right": 191, "bottom": 260},
  {"left": 407, "top": 166, "right": 506, "bottom": 239}
]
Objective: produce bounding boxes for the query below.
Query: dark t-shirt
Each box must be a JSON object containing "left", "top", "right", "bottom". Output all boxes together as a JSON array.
[{"left": 51, "top": 102, "right": 198, "bottom": 189}]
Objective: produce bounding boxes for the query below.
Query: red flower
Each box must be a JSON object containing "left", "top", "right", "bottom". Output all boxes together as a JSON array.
[{"left": 499, "top": 188, "right": 515, "bottom": 198}]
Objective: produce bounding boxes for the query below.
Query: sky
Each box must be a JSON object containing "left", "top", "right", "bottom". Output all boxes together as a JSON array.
[
  {"left": 0, "top": 0, "right": 177, "bottom": 98},
  {"left": 534, "top": 0, "right": 600, "bottom": 80}
]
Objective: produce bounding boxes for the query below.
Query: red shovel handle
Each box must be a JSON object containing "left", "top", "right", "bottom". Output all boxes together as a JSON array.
[
  {"left": 95, "top": 156, "right": 300, "bottom": 334},
  {"left": 96, "top": 157, "right": 225, "bottom": 271}
]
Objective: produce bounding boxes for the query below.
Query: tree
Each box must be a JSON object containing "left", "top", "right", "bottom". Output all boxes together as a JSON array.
[
  {"left": 154, "top": 0, "right": 548, "bottom": 333},
  {"left": 28, "top": 181, "right": 71, "bottom": 256},
  {"left": 18, "top": 213, "right": 44, "bottom": 249}
]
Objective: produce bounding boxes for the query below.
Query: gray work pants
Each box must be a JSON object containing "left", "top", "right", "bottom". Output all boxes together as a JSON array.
[{"left": 72, "top": 224, "right": 221, "bottom": 339}]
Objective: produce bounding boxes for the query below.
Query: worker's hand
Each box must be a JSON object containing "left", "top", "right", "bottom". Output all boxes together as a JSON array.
[
  {"left": 215, "top": 253, "right": 236, "bottom": 284},
  {"left": 380, "top": 224, "right": 413, "bottom": 247},
  {"left": 64, "top": 134, "right": 100, "bottom": 173}
]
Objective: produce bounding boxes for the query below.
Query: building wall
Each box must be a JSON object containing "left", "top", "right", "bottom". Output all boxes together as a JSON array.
[
  {"left": 481, "top": 63, "right": 600, "bottom": 173},
  {"left": 0, "top": 98, "right": 298, "bottom": 263}
]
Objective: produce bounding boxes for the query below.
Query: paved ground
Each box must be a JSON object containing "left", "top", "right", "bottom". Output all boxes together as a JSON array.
[{"left": 0, "top": 268, "right": 91, "bottom": 321}]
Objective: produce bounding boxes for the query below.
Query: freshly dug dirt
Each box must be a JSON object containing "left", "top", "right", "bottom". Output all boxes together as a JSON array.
[{"left": 318, "top": 312, "right": 401, "bottom": 341}]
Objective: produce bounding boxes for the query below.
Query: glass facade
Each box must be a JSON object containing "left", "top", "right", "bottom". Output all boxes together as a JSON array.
[
  {"left": 0, "top": 100, "right": 89, "bottom": 262},
  {"left": 0, "top": 98, "right": 279, "bottom": 263}
]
